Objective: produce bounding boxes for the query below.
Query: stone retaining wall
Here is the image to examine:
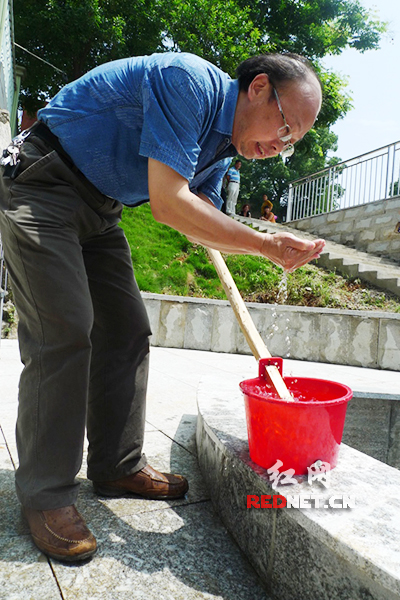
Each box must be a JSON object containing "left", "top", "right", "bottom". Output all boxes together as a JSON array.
[
  {"left": 142, "top": 292, "right": 400, "bottom": 371},
  {"left": 290, "top": 196, "right": 400, "bottom": 261},
  {"left": 343, "top": 392, "right": 400, "bottom": 468}
]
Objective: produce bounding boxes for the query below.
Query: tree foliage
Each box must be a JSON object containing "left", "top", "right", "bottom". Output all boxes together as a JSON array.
[
  {"left": 240, "top": 0, "right": 385, "bottom": 57},
  {"left": 14, "top": 0, "right": 386, "bottom": 205},
  {"left": 160, "top": 0, "right": 262, "bottom": 74},
  {"left": 15, "top": 0, "right": 164, "bottom": 112}
]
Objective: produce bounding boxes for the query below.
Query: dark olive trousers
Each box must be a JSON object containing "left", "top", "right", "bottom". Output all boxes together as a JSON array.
[{"left": 0, "top": 137, "right": 151, "bottom": 509}]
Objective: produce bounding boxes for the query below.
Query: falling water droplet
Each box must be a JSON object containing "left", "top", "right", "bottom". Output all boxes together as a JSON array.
[
  {"left": 277, "top": 271, "right": 288, "bottom": 305},
  {"left": 275, "top": 270, "right": 291, "bottom": 357}
]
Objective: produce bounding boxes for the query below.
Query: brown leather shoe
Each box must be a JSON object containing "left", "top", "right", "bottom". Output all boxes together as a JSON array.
[
  {"left": 22, "top": 505, "right": 97, "bottom": 562},
  {"left": 93, "top": 464, "right": 189, "bottom": 499}
]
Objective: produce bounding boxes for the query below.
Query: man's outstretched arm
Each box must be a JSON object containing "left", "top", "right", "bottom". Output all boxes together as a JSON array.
[{"left": 148, "top": 158, "right": 324, "bottom": 272}]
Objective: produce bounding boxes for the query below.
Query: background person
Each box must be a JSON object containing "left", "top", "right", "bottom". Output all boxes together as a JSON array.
[
  {"left": 260, "top": 200, "right": 276, "bottom": 222},
  {"left": 0, "top": 51, "right": 324, "bottom": 562},
  {"left": 260, "top": 193, "right": 271, "bottom": 215},
  {"left": 220, "top": 172, "right": 229, "bottom": 213},
  {"left": 240, "top": 203, "right": 252, "bottom": 217},
  {"left": 225, "top": 159, "right": 242, "bottom": 215}
]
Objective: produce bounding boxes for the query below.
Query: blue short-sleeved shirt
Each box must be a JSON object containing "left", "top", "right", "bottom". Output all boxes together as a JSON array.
[
  {"left": 227, "top": 166, "right": 240, "bottom": 183},
  {"left": 38, "top": 52, "right": 239, "bottom": 209}
]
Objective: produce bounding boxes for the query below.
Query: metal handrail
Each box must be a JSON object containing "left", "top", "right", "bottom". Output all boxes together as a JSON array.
[{"left": 287, "top": 141, "right": 400, "bottom": 222}]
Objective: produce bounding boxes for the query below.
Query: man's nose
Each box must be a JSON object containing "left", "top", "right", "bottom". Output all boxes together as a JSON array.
[{"left": 270, "top": 140, "right": 282, "bottom": 156}]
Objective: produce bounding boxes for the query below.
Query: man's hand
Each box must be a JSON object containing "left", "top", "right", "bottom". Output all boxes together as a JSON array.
[{"left": 261, "top": 232, "right": 325, "bottom": 272}]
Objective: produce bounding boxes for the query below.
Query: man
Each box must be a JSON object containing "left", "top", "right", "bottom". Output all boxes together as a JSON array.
[
  {"left": 225, "top": 159, "right": 242, "bottom": 215},
  {"left": 0, "top": 51, "right": 324, "bottom": 562}
]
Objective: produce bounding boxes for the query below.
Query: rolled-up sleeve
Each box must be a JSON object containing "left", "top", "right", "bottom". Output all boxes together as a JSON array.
[{"left": 192, "top": 157, "right": 231, "bottom": 210}]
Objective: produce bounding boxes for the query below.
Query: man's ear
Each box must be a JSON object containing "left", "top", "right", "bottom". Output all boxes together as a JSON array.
[{"left": 248, "top": 73, "right": 270, "bottom": 102}]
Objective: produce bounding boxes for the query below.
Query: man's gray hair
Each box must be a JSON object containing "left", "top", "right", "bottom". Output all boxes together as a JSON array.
[{"left": 236, "top": 53, "right": 321, "bottom": 92}]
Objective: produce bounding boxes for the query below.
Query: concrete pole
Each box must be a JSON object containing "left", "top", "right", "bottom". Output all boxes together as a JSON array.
[
  {"left": 0, "top": 108, "right": 11, "bottom": 147},
  {"left": 0, "top": 109, "right": 11, "bottom": 339}
]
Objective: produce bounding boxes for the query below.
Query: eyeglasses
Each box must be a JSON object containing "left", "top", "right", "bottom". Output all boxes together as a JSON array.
[{"left": 273, "top": 87, "right": 295, "bottom": 159}]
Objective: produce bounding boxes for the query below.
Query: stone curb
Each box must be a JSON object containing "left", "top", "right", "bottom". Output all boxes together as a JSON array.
[
  {"left": 196, "top": 373, "right": 400, "bottom": 600},
  {"left": 142, "top": 292, "right": 400, "bottom": 371}
]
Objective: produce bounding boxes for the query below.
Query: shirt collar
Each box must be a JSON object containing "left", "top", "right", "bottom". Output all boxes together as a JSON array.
[{"left": 213, "top": 79, "right": 239, "bottom": 137}]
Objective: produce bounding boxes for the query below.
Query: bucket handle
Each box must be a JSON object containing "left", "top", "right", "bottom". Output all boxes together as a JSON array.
[{"left": 259, "top": 357, "right": 283, "bottom": 379}]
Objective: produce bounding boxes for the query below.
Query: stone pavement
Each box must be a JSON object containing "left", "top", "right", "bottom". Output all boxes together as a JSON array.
[
  {"left": 0, "top": 340, "right": 269, "bottom": 600},
  {"left": 235, "top": 215, "right": 400, "bottom": 298},
  {"left": 2, "top": 340, "right": 400, "bottom": 600}
]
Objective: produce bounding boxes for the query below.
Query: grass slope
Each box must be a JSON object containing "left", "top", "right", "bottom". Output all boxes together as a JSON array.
[{"left": 120, "top": 204, "right": 400, "bottom": 313}]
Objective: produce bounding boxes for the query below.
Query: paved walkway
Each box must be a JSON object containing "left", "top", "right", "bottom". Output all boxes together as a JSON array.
[
  {"left": 0, "top": 340, "right": 270, "bottom": 600},
  {"left": 2, "top": 340, "right": 400, "bottom": 600}
]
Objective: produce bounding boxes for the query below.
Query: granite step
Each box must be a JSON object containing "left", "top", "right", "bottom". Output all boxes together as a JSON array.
[
  {"left": 197, "top": 369, "right": 400, "bottom": 600},
  {"left": 234, "top": 215, "right": 400, "bottom": 298}
]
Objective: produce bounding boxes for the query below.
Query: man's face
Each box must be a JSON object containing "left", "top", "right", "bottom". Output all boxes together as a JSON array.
[
  {"left": 232, "top": 73, "right": 321, "bottom": 161},
  {"left": 235, "top": 161, "right": 242, "bottom": 170}
]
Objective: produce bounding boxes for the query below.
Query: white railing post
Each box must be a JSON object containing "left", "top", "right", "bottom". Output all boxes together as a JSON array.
[
  {"left": 389, "top": 143, "right": 396, "bottom": 197},
  {"left": 287, "top": 184, "right": 293, "bottom": 222}
]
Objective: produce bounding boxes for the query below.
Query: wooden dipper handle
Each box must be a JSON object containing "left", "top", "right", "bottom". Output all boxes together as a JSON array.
[{"left": 206, "top": 247, "right": 293, "bottom": 400}]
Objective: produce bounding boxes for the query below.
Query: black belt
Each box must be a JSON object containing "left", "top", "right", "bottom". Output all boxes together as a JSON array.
[{"left": 28, "top": 121, "right": 76, "bottom": 169}]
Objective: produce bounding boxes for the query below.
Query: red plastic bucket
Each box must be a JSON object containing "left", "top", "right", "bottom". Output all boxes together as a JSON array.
[{"left": 239, "top": 358, "right": 352, "bottom": 475}]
